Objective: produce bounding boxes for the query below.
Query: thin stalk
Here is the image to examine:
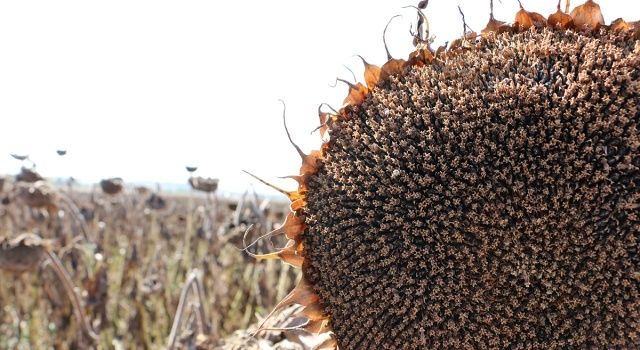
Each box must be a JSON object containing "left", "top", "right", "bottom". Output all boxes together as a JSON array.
[
  {"left": 44, "top": 250, "right": 98, "bottom": 342},
  {"left": 167, "top": 270, "right": 209, "bottom": 349}
]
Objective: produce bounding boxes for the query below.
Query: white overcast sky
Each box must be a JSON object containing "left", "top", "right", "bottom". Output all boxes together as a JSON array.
[{"left": 0, "top": 1, "right": 635, "bottom": 194}]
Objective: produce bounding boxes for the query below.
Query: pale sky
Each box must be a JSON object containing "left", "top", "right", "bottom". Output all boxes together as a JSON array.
[{"left": 0, "top": 1, "right": 635, "bottom": 194}]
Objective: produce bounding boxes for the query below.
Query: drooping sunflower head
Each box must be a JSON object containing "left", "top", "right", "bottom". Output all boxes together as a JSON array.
[{"left": 255, "top": 1, "right": 640, "bottom": 349}]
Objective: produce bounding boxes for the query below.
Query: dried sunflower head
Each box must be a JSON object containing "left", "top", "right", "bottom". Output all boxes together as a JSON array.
[
  {"left": 16, "top": 180, "right": 57, "bottom": 210},
  {"left": 0, "top": 233, "right": 49, "bottom": 273},
  {"left": 188, "top": 176, "right": 219, "bottom": 193},
  {"left": 10, "top": 154, "right": 29, "bottom": 161},
  {"left": 15, "top": 166, "right": 44, "bottom": 183},
  {"left": 100, "top": 177, "right": 124, "bottom": 195},
  {"left": 259, "top": 2, "right": 640, "bottom": 349},
  {"left": 145, "top": 193, "right": 167, "bottom": 210},
  {"left": 186, "top": 166, "right": 198, "bottom": 173}
]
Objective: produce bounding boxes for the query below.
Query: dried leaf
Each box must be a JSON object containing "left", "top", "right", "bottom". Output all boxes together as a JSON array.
[{"left": 570, "top": 0, "right": 604, "bottom": 30}]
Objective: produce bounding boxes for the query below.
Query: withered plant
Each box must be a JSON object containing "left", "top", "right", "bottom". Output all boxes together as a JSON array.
[
  {"left": 167, "top": 269, "right": 211, "bottom": 349},
  {"left": 0, "top": 233, "right": 98, "bottom": 342}
]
